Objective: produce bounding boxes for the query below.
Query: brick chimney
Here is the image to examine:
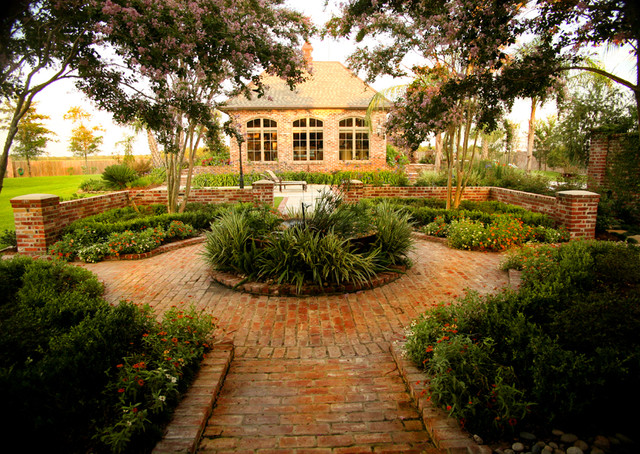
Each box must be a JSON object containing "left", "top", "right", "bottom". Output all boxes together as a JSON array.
[{"left": 302, "top": 41, "right": 313, "bottom": 67}]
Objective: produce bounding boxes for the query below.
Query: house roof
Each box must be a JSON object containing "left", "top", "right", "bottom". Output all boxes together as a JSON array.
[{"left": 222, "top": 61, "right": 384, "bottom": 111}]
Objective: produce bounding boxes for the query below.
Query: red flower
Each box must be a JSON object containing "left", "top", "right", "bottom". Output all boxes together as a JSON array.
[
  {"left": 118, "top": 388, "right": 125, "bottom": 393},
  {"left": 137, "top": 379, "right": 144, "bottom": 387}
]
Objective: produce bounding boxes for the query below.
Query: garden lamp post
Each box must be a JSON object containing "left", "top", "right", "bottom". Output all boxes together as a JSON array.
[{"left": 236, "top": 133, "right": 245, "bottom": 189}]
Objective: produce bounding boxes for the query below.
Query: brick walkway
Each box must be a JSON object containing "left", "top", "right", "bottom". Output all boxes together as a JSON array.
[{"left": 81, "top": 238, "right": 508, "bottom": 453}]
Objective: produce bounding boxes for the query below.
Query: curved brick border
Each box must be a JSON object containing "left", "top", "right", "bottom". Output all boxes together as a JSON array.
[
  {"left": 208, "top": 265, "right": 406, "bottom": 296},
  {"left": 152, "top": 342, "right": 234, "bottom": 454},
  {"left": 390, "top": 341, "right": 491, "bottom": 454},
  {"left": 101, "top": 236, "right": 206, "bottom": 261}
]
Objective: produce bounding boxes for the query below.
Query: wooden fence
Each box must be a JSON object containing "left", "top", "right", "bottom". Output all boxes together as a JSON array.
[{"left": 6, "top": 159, "right": 118, "bottom": 177}]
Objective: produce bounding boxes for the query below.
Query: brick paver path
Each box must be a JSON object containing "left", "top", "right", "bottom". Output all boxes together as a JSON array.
[{"left": 82, "top": 238, "right": 508, "bottom": 453}]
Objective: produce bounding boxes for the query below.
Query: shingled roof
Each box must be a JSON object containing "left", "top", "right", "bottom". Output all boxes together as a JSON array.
[{"left": 222, "top": 61, "right": 381, "bottom": 111}]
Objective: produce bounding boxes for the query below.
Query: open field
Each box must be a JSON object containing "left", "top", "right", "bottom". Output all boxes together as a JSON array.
[{"left": 0, "top": 175, "right": 100, "bottom": 232}]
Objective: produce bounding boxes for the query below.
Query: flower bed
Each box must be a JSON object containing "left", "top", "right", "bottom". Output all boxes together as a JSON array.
[
  {"left": 48, "top": 202, "right": 232, "bottom": 262},
  {"left": 403, "top": 240, "right": 640, "bottom": 440},
  {"left": 0, "top": 256, "right": 216, "bottom": 453},
  {"left": 203, "top": 191, "right": 414, "bottom": 294}
]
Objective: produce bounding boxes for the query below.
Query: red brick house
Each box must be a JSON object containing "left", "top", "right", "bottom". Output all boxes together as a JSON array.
[{"left": 220, "top": 44, "right": 389, "bottom": 174}]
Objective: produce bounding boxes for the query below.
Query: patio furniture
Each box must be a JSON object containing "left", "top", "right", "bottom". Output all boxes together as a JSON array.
[{"left": 264, "top": 170, "right": 307, "bottom": 192}]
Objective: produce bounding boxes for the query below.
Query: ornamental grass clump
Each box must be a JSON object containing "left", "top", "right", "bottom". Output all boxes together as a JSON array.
[
  {"left": 405, "top": 241, "right": 640, "bottom": 440},
  {"left": 203, "top": 192, "right": 414, "bottom": 293}
]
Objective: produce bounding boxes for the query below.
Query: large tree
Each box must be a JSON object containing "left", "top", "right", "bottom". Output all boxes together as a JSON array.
[
  {"left": 9, "top": 103, "right": 56, "bottom": 176},
  {"left": 327, "top": 0, "right": 639, "bottom": 157},
  {"left": 76, "top": 0, "right": 311, "bottom": 212},
  {"left": 0, "top": 0, "right": 103, "bottom": 193}
]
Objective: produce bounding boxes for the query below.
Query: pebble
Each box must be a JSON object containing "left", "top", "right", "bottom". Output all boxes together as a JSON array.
[
  {"left": 549, "top": 442, "right": 559, "bottom": 449},
  {"left": 615, "top": 433, "right": 634, "bottom": 444},
  {"left": 561, "top": 434, "right": 579, "bottom": 444},
  {"left": 512, "top": 442, "right": 525, "bottom": 452},
  {"left": 505, "top": 449, "right": 515, "bottom": 454},
  {"left": 593, "top": 436, "right": 610, "bottom": 450},
  {"left": 473, "top": 434, "right": 483, "bottom": 445},
  {"left": 590, "top": 448, "right": 605, "bottom": 454},
  {"left": 531, "top": 444, "right": 543, "bottom": 454},
  {"left": 566, "top": 447, "right": 583, "bottom": 454},
  {"left": 520, "top": 432, "right": 537, "bottom": 442},
  {"left": 574, "top": 440, "right": 589, "bottom": 451},
  {"left": 542, "top": 447, "right": 553, "bottom": 454},
  {"left": 552, "top": 430, "right": 565, "bottom": 437}
]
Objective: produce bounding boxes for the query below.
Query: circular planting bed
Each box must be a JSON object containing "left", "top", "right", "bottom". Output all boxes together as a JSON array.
[{"left": 203, "top": 192, "right": 414, "bottom": 296}]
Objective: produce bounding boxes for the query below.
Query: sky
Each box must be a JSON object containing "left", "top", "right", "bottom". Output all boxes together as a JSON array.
[{"left": 2, "top": 0, "right": 637, "bottom": 158}]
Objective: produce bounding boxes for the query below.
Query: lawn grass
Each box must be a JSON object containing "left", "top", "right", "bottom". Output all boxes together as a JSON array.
[
  {"left": 0, "top": 175, "right": 100, "bottom": 231},
  {"left": 273, "top": 196, "right": 283, "bottom": 209}
]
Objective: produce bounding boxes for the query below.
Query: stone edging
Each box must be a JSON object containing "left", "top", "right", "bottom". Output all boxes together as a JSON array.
[
  {"left": 209, "top": 266, "right": 406, "bottom": 296},
  {"left": 101, "top": 236, "right": 206, "bottom": 261},
  {"left": 390, "top": 341, "right": 491, "bottom": 454},
  {"left": 152, "top": 342, "right": 233, "bottom": 454}
]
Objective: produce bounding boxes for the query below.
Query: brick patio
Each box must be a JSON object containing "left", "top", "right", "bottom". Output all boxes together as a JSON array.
[{"left": 81, "top": 238, "right": 509, "bottom": 453}]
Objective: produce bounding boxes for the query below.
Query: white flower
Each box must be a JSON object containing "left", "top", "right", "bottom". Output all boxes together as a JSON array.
[{"left": 158, "top": 395, "right": 166, "bottom": 402}]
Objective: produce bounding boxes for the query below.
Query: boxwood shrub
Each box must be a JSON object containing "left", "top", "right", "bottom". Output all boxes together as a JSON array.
[
  {"left": 404, "top": 241, "right": 640, "bottom": 439},
  {"left": 0, "top": 256, "right": 215, "bottom": 453}
]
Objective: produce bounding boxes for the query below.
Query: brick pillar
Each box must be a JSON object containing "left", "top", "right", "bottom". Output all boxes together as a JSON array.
[
  {"left": 587, "top": 134, "right": 609, "bottom": 189},
  {"left": 251, "top": 180, "right": 275, "bottom": 205},
  {"left": 555, "top": 190, "right": 600, "bottom": 240},
  {"left": 11, "top": 194, "right": 61, "bottom": 255},
  {"left": 342, "top": 180, "right": 364, "bottom": 203}
]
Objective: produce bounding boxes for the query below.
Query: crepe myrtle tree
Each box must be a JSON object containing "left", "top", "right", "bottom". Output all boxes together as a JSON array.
[
  {"left": 77, "top": 0, "right": 312, "bottom": 213},
  {"left": 327, "top": 0, "right": 639, "bottom": 133},
  {"left": 328, "top": 0, "right": 541, "bottom": 208}
]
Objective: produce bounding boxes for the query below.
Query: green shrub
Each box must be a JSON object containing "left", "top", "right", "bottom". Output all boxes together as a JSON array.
[
  {"left": 406, "top": 241, "right": 640, "bottom": 439},
  {"left": 0, "top": 256, "right": 215, "bottom": 453},
  {"left": 166, "top": 220, "right": 195, "bottom": 240},
  {"left": 79, "top": 177, "right": 109, "bottom": 192},
  {"left": 102, "top": 164, "right": 138, "bottom": 190},
  {"left": 371, "top": 201, "right": 414, "bottom": 266}
]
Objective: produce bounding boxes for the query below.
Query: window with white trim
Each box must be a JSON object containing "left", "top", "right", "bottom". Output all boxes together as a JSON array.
[
  {"left": 293, "top": 118, "right": 323, "bottom": 161},
  {"left": 339, "top": 117, "right": 369, "bottom": 160},
  {"left": 246, "top": 118, "right": 277, "bottom": 161}
]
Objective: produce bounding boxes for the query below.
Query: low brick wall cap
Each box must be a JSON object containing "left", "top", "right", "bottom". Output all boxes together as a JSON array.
[
  {"left": 557, "top": 190, "right": 600, "bottom": 197},
  {"left": 11, "top": 193, "right": 59, "bottom": 202}
]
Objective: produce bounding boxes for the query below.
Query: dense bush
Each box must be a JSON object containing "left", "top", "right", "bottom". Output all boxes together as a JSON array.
[
  {"left": 192, "top": 169, "right": 410, "bottom": 188},
  {"left": 102, "top": 164, "right": 139, "bottom": 190},
  {"left": 79, "top": 177, "right": 110, "bottom": 192},
  {"left": 0, "top": 256, "right": 216, "bottom": 453},
  {"left": 414, "top": 160, "right": 585, "bottom": 196},
  {"left": 203, "top": 193, "right": 413, "bottom": 292},
  {"left": 49, "top": 203, "right": 227, "bottom": 262},
  {"left": 0, "top": 229, "right": 17, "bottom": 248},
  {"left": 405, "top": 241, "right": 640, "bottom": 439}
]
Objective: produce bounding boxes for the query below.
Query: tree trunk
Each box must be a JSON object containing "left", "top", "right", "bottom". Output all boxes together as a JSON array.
[
  {"left": 481, "top": 136, "right": 489, "bottom": 159},
  {"left": 27, "top": 158, "right": 32, "bottom": 177},
  {"left": 435, "top": 134, "right": 443, "bottom": 171},
  {"left": 147, "top": 130, "right": 163, "bottom": 167},
  {"left": 526, "top": 98, "right": 537, "bottom": 172}
]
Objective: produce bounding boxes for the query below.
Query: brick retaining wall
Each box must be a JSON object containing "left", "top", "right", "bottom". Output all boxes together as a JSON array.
[
  {"left": 11, "top": 181, "right": 275, "bottom": 255},
  {"left": 343, "top": 181, "right": 599, "bottom": 240}
]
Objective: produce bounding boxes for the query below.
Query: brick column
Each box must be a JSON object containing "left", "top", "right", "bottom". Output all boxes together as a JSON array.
[
  {"left": 555, "top": 190, "right": 600, "bottom": 240},
  {"left": 587, "top": 134, "right": 610, "bottom": 189},
  {"left": 251, "top": 180, "right": 275, "bottom": 205},
  {"left": 342, "top": 179, "right": 364, "bottom": 203},
  {"left": 11, "top": 194, "right": 61, "bottom": 255}
]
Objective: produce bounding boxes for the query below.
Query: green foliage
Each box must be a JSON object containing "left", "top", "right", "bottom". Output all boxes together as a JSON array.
[
  {"left": 0, "top": 256, "right": 215, "bottom": 453},
  {"left": 407, "top": 241, "right": 640, "bottom": 438},
  {"left": 192, "top": 170, "right": 410, "bottom": 188},
  {"left": 102, "top": 164, "right": 138, "bottom": 190},
  {"left": 386, "top": 143, "right": 409, "bottom": 166},
  {"left": 203, "top": 198, "right": 414, "bottom": 292},
  {"left": 79, "top": 177, "right": 109, "bottom": 192},
  {"left": 48, "top": 203, "right": 223, "bottom": 262},
  {"left": 0, "top": 229, "right": 17, "bottom": 247}
]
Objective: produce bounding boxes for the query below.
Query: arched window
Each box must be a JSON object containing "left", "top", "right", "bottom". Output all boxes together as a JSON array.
[
  {"left": 246, "top": 118, "right": 277, "bottom": 161},
  {"left": 339, "top": 117, "right": 369, "bottom": 160},
  {"left": 292, "top": 118, "right": 323, "bottom": 161}
]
